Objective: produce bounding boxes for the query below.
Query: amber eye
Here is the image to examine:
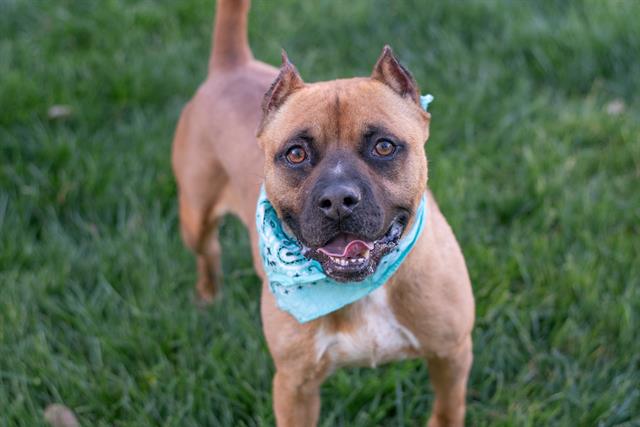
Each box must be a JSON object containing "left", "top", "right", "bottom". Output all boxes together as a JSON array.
[
  {"left": 373, "top": 139, "right": 396, "bottom": 157},
  {"left": 285, "top": 146, "right": 307, "bottom": 164}
]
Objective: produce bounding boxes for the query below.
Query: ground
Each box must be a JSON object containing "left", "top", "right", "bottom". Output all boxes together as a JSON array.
[{"left": 1, "top": 0, "right": 639, "bottom": 425}]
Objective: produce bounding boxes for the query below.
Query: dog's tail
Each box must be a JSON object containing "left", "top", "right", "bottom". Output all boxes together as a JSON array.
[{"left": 209, "top": 0, "right": 253, "bottom": 72}]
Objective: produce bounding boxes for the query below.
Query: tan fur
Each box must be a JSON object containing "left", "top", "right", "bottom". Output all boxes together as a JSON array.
[{"left": 172, "top": 1, "right": 474, "bottom": 425}]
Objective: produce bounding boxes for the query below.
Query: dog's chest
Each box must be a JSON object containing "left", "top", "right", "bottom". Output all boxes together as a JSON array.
[{"left": 314, "top": 287, "right": 421, "bottom": 368}]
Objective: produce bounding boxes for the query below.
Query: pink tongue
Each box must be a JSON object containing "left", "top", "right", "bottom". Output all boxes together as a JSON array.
[{"left": 318, "top": 235, "right": 374, "bottom": 258}]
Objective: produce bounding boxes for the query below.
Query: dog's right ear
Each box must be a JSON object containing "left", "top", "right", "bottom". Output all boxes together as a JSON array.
[{"left": 257, "top": 50, "right": 305, "bottom": 137}]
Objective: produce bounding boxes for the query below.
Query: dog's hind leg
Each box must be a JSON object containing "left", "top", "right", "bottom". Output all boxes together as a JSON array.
[
  {"left": 173, "top": 102, "right": 230, "bottom": 304},
  {"left": 178, "top": 171, "right": 228, "bottom": 304}
]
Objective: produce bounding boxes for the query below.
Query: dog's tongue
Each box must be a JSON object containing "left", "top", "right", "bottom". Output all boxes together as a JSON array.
[{"left": 318, "top": 234, "right": 374, "bottom": 258}]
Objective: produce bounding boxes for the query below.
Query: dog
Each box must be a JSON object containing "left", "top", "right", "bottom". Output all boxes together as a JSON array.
[{"left": 172, "top": 0, "right": 474, "bottom": 425}]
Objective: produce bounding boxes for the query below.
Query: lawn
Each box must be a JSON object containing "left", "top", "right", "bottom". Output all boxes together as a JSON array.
[{"left": 1, "top": 0, "right": 639, "bottom": 425}]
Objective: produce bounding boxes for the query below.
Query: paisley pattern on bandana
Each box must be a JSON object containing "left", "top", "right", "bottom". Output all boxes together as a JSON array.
[{"left": 257, "top": 201, "right": 326, "bottom": 282}]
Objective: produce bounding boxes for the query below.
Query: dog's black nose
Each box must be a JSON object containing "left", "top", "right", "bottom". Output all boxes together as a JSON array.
[{"left": 318, "top": 184, "right": 361, "bottom": 220}]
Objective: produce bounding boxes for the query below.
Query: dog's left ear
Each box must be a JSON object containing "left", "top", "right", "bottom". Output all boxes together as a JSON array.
[{"left": 371, "top": 45, "right": 421, "bottom": 106}]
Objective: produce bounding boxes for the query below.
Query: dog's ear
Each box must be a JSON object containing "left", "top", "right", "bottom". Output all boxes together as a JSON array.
[
  {"left": 258, "top": 50, "right": 305, "bottom": 137},
  {"left": 371, "top": 45, "right": 420, "bottom": 105}
]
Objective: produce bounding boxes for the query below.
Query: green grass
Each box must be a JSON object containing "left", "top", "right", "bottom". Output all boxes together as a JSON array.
[{"left": 1, "top": 0, "right": 639, "bottom": 425}]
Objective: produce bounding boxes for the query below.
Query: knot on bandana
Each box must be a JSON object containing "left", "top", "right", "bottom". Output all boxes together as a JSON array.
[
  {"left": 420, "top": 94, "right": 434, "bottom": 112},
  {"left": 256, "top": 189, "right": 427, "bottom": 323}
]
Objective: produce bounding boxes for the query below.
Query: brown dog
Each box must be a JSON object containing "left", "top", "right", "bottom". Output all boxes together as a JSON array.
[{"left": 172, "top": 1, "right": 474, "bottom": 425}]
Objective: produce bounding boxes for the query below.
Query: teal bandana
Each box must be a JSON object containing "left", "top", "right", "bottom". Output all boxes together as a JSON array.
[
  {"left": 256, "top": 190, "right": 427, "bottom": 323},
  {"left": 255, "top": 94, "right": 433, "bottom": 323}
]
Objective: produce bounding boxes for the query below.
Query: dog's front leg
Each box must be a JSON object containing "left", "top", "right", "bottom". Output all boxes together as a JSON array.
[
  {"left": 273, "top": 370, "right": 324, "bottom": 427},
  {"left": 426, "top": 336, "right": 473, "bottom": 427}
]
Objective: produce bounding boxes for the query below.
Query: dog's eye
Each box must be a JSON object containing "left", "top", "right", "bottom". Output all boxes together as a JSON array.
[
  {"left": 373, "top": 139, "right": 396, "bottom": 157},
  {"left": 285, "top": 146, "right": 307, "bottom": 164}
]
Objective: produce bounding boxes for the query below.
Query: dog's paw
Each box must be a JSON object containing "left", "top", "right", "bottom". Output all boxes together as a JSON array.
[
  {"left": 44, "top": 404, "right": 79, "bottom": 427},
  {"left": 427, "top": 413, "right": 465, "bottom": 427},
  {"left": 193, "top": 277, "right": 221, "bottom": 308}
]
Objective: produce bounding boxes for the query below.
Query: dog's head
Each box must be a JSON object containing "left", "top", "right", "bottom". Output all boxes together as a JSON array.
[{"left": 257, "top": 46, "right": 430, "bottom": 282}]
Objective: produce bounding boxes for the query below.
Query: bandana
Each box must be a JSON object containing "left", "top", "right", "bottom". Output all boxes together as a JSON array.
[
  {"left": 256, "top": 190, "right": 427, "bottom": 323},
  {"left": 255, "top": 94, "right": 433, "bottom": 323}
]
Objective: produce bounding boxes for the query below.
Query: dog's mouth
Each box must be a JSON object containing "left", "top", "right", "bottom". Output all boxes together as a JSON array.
[{"left": 302, "top": 216, "right": 406, "bottom": 282}]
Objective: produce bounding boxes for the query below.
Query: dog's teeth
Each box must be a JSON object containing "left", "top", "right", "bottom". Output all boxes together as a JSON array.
[{"left": 329, "top": 256, "right": 371, "bottom": 267}]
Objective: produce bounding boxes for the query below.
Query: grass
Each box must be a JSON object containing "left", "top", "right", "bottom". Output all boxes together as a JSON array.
[{"left": 1, "top": 0, "right": 639, "bottom": 425}]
